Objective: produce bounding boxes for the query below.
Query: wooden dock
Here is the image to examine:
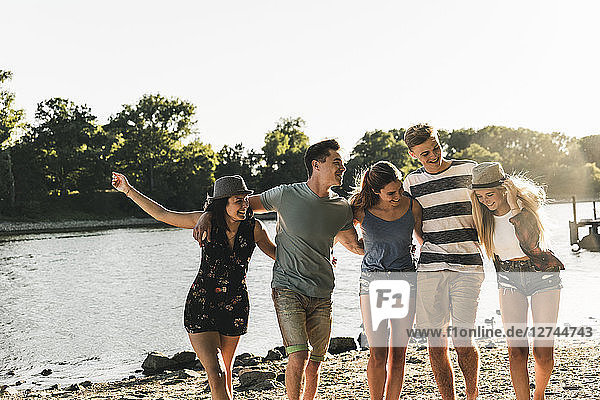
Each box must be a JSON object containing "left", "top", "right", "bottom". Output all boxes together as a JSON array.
[{"left": 569, "top": 197, "right": 600, "bottom": 252}]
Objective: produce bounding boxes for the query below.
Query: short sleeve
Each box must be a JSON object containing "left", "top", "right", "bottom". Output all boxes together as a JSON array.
[
  {"left": 260, "top": 185, "right": 286, "bottom": 212},
  {"left": 339, "top": 203, "right": 354, "bottom": 231},
  {"left": 402, "top": 177, "right": 412, "bottom": 196}
]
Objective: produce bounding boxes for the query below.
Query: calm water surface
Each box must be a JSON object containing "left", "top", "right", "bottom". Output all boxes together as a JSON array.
[{"left": 1, "top": 202, "right": 599, "bottom": 388}]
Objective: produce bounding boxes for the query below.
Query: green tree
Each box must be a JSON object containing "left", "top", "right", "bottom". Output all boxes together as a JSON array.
[
  {"left": 106, "top": 94, "right": 197, "bottom": 194},
  {"left": 154, "top": 140, "right": 217, "bottom": 209},
  {"left": 441, "top": 128, "right": 476, "bottom": 158},
  {"left": 215, "top": 143, "right": 262, "bottom": 190},
  {"left": 579, "top": 135, "right": 600, "bottom": 166},
  {"left": 343, "top": 129, "right": 418, "bottom": 193},
  {"left": 0, "top": 70, "right": 27, "bottom": 212},
  {"left": 28, "top": 98, "right": 100, "bottom": 196},
  {"left": 454, "top": 143, "right": 502, "bottom": 163},
  {"left": 258, "top": 117, "right": 309, "bottom": 191},
  {"left": 443, "top": 126, "right": 592, "bottom": 198}
]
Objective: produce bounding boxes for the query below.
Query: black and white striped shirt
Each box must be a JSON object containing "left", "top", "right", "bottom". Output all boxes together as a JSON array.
[{"left": 403, "top": 160, "right": 483, "bottom": 272}]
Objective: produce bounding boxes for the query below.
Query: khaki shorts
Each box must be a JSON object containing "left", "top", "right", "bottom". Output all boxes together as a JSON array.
[
  {"left": 271, "top": 288, "right": 332, "bottom": 362},
  {"left": 416, "top": 270, "right": 484, "bottom": 331}
]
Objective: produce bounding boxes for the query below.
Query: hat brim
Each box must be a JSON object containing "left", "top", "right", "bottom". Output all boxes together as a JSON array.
[
  {"left": 469, "top": 179, "right": 505, "bottom": 190},
  {"left": 207, "top": 189, "right": 254, "bottom": 201}
]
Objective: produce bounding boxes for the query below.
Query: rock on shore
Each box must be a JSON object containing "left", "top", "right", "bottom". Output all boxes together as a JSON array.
[{"left": 1, "top": 341, "right": 599, "bottom": 399}]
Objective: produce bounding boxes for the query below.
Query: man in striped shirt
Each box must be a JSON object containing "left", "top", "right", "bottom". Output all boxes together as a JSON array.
[{"left": 402, "top": 124, "right": 484, "bottom": 400}]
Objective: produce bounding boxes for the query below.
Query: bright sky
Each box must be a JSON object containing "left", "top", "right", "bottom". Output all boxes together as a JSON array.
[{"left": 3, "top": 0, "right": 599, "bottom": 153}]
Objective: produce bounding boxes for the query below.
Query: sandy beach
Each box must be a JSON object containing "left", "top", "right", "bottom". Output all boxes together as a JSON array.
[{"left": 2, "top": 342, "right": 598, "bottom": 399}]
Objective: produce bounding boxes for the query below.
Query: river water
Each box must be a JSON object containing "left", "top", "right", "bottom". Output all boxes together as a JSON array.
[{"left": 1, "top": 202, "right": 599, "bottom": 388}]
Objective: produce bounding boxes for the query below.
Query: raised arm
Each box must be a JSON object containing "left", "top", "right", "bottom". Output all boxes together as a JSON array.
[
  {"left": 112, "top": 172, "right": 202, "bottom": 229},
  {"left": 254, "top": 219, "right": 276, "bottom": 260},
  {"left": 335, "top": 225, "right": 365, "bottom": 256}
]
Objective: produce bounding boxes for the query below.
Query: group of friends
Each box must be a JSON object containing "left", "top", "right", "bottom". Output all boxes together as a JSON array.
[{"left": 111, "top": 123, "right": 564, "bottom": 400}]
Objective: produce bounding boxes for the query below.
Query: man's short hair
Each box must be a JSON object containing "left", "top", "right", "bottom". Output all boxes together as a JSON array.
[
  {"left": 404, "top": 124, "right": 437, "bottom": 150},
  {"left": 304, "top": 139, "right": 340, "bottom": 177}
]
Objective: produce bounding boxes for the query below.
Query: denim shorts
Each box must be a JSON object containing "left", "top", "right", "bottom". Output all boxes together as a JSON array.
[
  {"left": 359, "top": 270, "right": 417, "bottom": 296},
  {"left": 271, "top": 288, "right": 332, "bottom": 362},
  {"left": 495, "top": 258, "right": 562, "bottom": 297}
]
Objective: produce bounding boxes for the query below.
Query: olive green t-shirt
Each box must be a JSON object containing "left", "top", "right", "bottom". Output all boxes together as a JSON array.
[{"left": 260, "top": 182, "right": 354, "bottom": 298}]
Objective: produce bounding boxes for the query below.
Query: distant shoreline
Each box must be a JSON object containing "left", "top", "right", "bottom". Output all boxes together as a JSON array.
[
  {"left": 1, "top": 199, "right": 596, "bottom": 236},
  {"left": 0, "top": 213, "right": 277, "bottom": 236},
  {"left": 0, "top": 198, "right": 597, "bottom": 236}
]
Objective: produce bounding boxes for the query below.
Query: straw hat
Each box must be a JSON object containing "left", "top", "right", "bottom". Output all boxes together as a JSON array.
[{"left": 469, "top": 162, "right": 506, "bottom": 189}]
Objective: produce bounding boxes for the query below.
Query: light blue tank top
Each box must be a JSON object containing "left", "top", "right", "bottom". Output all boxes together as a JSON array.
[{"left": 361, "top": 199, "right": 416, "bottom": 272}]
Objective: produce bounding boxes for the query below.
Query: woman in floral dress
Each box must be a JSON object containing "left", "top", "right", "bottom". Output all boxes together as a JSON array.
[{"left": 112, "top": 172, "right": 275, "bottom": 400}]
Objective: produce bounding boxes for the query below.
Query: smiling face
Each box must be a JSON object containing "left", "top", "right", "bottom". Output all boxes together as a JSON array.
[
  {"left": 375, "top": 180, "right": 403, "bottom": 206},
  {"left": 474, "top": 187, "right": 507, "bottom": 213},
  {"left": 225, "top": 194, "right": 250, "bottom": 221},
  {"left": 313, "top": 149, "right": 346, "bottom": 187},
  {"left": 409, "top": 137, "right": 445, "bottom": 173}
]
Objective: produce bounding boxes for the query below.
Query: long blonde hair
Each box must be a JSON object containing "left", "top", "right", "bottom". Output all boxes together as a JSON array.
[
  {"left": 349, "top": 161, "right": 403, "bottom": 213},
  {"left": 470, "top": 174, "right": 547, "bottom": 259}
]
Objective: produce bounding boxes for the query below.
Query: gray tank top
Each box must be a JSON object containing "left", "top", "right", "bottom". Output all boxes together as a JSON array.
[{"left": 361, "top": 198, "right": 416, "bottom": 272}]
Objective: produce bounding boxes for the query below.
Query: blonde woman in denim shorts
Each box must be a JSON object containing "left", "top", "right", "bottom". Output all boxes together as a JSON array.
[{"left": 470, "top": 162, "right": 564, "bottom": 400}]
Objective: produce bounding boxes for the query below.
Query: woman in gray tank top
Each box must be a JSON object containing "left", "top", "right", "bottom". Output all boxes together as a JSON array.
[{"left": 349, "top": 161, "right": 423, "bottom": 400}]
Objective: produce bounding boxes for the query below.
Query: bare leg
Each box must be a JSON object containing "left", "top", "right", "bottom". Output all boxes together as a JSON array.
[
  {"left": 365, "top": 347, "right": 388, "bottom": 399},
  {"left": 188, "top": 332, "right": 230, "bottom": 400},
  {"left": 385, "top": 300, "right": 415, "bottom": 400},
  {"left": 499, "top": 289, "right": 530, "bottom": 400},
  {"left": 303, "top": 359, "right": 322, "bottom": 400},
  {"left": 531, "top": 289, "right": 560, "bottom": 400},
  {"left": 219, "top": 335, "right": 241, "bottom": 398},
  {"left": 384, "top": 346, "right": 407, "bottom": 400},
  {"left": 454, "top": 341, "right": 479, "bottom": 400},
  {"left": 428, "top": 335, "right": 456, "bottom": 400},
  {"left": 360, "top": 295, "right": 388, "bottom": 399},
  {"left": 286, "top": 350, "right": 309, "bottom": 400}
]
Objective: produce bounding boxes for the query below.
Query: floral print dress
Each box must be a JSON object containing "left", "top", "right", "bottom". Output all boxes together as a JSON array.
[{"left": 184, "top": 215, "right": 256, "bottom": 336}]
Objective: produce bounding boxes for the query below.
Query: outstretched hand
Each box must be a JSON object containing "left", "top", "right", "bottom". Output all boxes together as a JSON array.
[{"left": 111, "top": 172, "right": 131, "bottom": 194}]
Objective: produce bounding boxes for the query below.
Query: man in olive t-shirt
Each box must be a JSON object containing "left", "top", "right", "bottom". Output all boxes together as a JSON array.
[
  {"left": 194, "top": 139, "right": 363, "bottom": 400},
  {"left": 261, "top": 181, "right": 354, "bottom": 298}
]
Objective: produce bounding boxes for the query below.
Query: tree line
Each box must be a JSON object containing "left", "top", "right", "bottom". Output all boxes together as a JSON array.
[{"left": 1, "top": 70, "right": 599, "bottom": 220}]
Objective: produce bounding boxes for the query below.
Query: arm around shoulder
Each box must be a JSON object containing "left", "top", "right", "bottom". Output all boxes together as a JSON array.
[
  {"left": 412, "top": 199, "right": 424, "bottom": 245},
  {"left": 335, "top": 226, "right": 365, "bottom": 256},
  {"left": 249, "top": 195, "right": 269, "bottom": 214},
  {"left": 254, "top": 219, "right": 276, "bottom": 260}
]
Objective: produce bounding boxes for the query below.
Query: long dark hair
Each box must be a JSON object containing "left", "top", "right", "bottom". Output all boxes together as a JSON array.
[
  {"left": 204, "top": 197, "right": 231, "bottom": 233},
  {"left": 349, "top": 161, "right": 403, "bottom": 213}
]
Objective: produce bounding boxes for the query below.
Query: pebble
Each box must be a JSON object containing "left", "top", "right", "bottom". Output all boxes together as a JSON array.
[{"left": 5, "top": 343, "right": 600, "bottom": 399}]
